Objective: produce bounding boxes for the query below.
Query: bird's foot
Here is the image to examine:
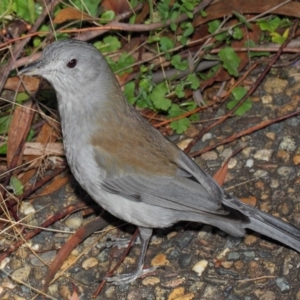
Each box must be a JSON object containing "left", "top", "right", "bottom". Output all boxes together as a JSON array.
[{"left": 105, "top": 267, "right": 157, "bottom": 285}]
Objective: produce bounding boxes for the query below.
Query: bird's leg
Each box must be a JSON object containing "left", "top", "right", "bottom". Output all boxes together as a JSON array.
[{"left": 105, "top": 227, "right": 155, "bottom": 284}]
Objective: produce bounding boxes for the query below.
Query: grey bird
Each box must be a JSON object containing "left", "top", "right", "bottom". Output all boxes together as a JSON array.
[{"left": 19, "top": 39, "right": 300, "bottom": 284}]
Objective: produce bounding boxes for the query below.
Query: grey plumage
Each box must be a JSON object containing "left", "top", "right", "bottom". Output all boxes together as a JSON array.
[{"left": 19, "top": 39, "right": 300, "bottom": 284}]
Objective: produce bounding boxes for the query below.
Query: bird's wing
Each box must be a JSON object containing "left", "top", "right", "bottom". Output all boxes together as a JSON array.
[{"left": 93, "top": 140, "right": 228, "bottom": 215}]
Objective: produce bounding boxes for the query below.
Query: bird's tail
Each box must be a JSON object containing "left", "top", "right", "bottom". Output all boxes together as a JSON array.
[{"left": 224, "top": 197, "right": 300, "bottom": 252}]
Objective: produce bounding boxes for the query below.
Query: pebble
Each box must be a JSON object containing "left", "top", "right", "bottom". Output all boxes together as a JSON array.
[
  {"left": 201, "top": 151, "right": 218, "bottom": 161},
  {"left": 253, "top": 170, "right": 268, "bottom": 179},
  {"left": 255, "top": 290, "right": 276, "bottom": 300},
  {"left": 177, "top": 138, "right": 193, "bottom": 151},
  {"left": 151, "top": 254, "right": 170, "bottom": 267},
  {"left": 227, "top": 158, "right": 237, "bottom": 169},
  {"left": 30, "top": 250, "right": 57, "bottom": 266},
  {"left": 64, "top": 216, "right": 83, "bottom": 229},
  {"left": 261, "top": 95, "right": 273, "bottom": 104},
  {"left": 167, "top": 287, "right": 185, "bottom": 300},
  {"left": 192, "top": 260, "right": 208, "bottom": 276},
  {"left": 279, "top": 136, "right": 296, "bottom": 152},
  {"left": 178, "top": 253, "right": 192, "bottom": 268},
  {"left": 254, "top": 149, "right": 273, "bottom": 161},
  {"left": 277, "top": 166, "right": 295, "bottom": 178},
  {"left": 11, "top": 265, "right": 31, "bottom": 282},
  {"left": 201, "top": 132, "right": 212, "bottom": 142},
  {"left": 162, "top": 277, "right": 185, "bottom": 288},
  {"left": 276, "top": 149, "right": 290, "bottom": 163},
  {"left": 19, "top": 202, "right": 36, "bottom": 215},
  {"left": 142, "top": 276, "right": 160, "bottom": 286},
  {"left": 275, "top": 277, "right": 290, "bottom": 292},
  {"left": 263, "top": 77, "right": 288, "bottom": 94},
  {"left": 293, "top": 155, "right": 300, "bottom": 165},
  {"left": 245, "top": 159, "right": 254, "bottom": 168},
  {"left": 82, "top": 257, "right": 98, "bottom": 270}
]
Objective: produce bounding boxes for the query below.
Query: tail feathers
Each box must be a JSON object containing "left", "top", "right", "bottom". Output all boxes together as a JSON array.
[{"left": 225, "top": 197, "right": 300, "bottom": 252}]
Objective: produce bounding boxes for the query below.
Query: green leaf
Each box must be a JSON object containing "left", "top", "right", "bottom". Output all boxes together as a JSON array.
[
  {"left": 0, "top": 143, "right": 7, "bottom": 154},
  {"left": 101, "top": 10, "right": 115, "bottom": 22},
  {"left": 218, "top": 47, "right": 240, "bottom": 77},
  {"left": 257, "top": 16, "right": 281, "bottom": 32},
  {"left": 189, "top": 113, "right": 200, "bottom": 122},
  {"left": 107, "top": 53, "right": 135, "bottom": 75},
  {"left": 27, "top": 129, "right": 34, "bottom": 141},
  {"left": 168, "top": 104, "right": 184, "bottom": 117},
  {"left": 73, "top": 0, "right": 101, "bottom": 17},
  {"left": 171, "top": 54, "right": 188, "bottom": 71},
  {"left": 0, "top": 116, "right": 11, "bottom": 134},
  {"left": 175, "top": 84, "right": 185, "bottom": 98},
  {"left": 227, "top": 87, "right": 252, "bottom": 116},
  {"left": 149, "top": 82, "right": 171, "bottom": 111},
  {"left": 16, "top": 92, "right": 30, "bottom": 102},
  {"left": 10, "top": 176, "right": 24, "bottom": 196},
  {"left": 124, "top": 81, "right": 136, "bottom": 105},
  {"left": 0, "top": 0, "right": 13, "bottom": 16},
  {"left": 187, "top": 74, "right": 200, "bottom": 90},
  {"left": 94, "top": 36, "right": 121, "bottom": 52},
  {"left": 232, "top": 27, "right": 243, "bottom": 40},
  {"left": 159, "top": 37, "right": 174, "bottom": 52},
  {"left": 170, "top": 118, "right": 190, "bottom": 134},
  {"left": 208, "top": 20, "right": 227, "bottom": 41},
  {"left": 12, "top": 0, "right": 35, "bottom": 23}
]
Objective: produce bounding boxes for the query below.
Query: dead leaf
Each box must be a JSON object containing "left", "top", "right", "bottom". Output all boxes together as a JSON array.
[
  {"left": 7, "top": 101, "right": 35, "bottom": 170},
  {"left": 53, "top": 7, "right": 94, "bottom": 24}
]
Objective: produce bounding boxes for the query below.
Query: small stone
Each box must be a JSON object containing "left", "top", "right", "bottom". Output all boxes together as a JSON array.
[
  {"left": 263, "top": 77, "right": 288, "bottom": 94},
  {"left": 261, "top": 95, "right": 273, "bottom": 104},
  {"left": 82, "top": 257, "right": 98, "bottom": 270},
  {"left": 248, "top": 261, "right": 263, "bottom": 278},
  {"left": 275, "top": 278, "right": 290, "bottom": 292},
  {"left": 162, "top": 277, "right": 186, "bottom": 288},
  {"left": 228, "top": 252, "right": 240, "bottom": 260},
  {"left": 167, "top": 287, "right": 185, "bottom": 300},
  {"left": 177, "top": 139, "right": 193, "bottom": 151},
  {"left": 270, "top": 179, "right": 279, "bottom": 188},
  {"left": 265, "top": 132, "right": 276, "bottom": 140},
  {"left": 277, "top": 166, "right": 295, "bottom": 178},
  {"left": 201, "top": 151, "right": 218, "bottom": 161},
  {"left": 11, "top": 265, "right": 31, "bottom": 282},
  {"left": 178, "top": 253, "right": 192, "bottom": 269},
  {"left": 20, "top": 202, "right": 36, "bottom": 215},
  {"left": 105, "top": 286, "right": 116, "bottom": 298},
  {"left": 192, "top": 260, "right": 208, "bottom": 276},
  {"left": 277, "top": 149, "right": 290, "bottom": 163},
  {"left": 253, "top": 170, "right": 268, "bottom": 179},
  {"left": 59, "top": 285, "right": 72, "bottom": 299},
  {"left": 233, "top": 261, "right": 244, "bottom": 270},
  {"left": 202, "top": 133, "right": 212, "bottom": 142},
  {"left": 65, "top": 216, "right": 83, "bottom": 229},
  {"left": 220, "top": 261, "right": 233, "bottom": 269},
  {"left": 30, "top": 250, "right": 57, "bottom": 266},
  {"left": 245, "top": 159, "right": 254, "bottom": 168},
  {"left": 220, "top": 148, "right": 233, "bottom": 160},
  {"left": 293, "top": 155, "right": 300, "bottom": 165},
  {"left": 254, "top": 149, "right": 273, "bottom": 161},
  {"left": 257, "top": 290, "right": 276, "bottom": 300},
  {"left": 151, "top": 254, "right": 170, "bottom": 267},
  {"left": 279, "top": 136, "right": 296, "bottom": 152},
  {"left": 142, "top": 276, "right": 160, "bottom": 286},
  {"left": 227, "top": 158, "right": 237, "bottom": 169},
  {"left": 244, "top": 235, "right": 258, "bottom": 246}
]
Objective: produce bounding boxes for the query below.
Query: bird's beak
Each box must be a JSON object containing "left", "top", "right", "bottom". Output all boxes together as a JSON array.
[{"left": 18, "top": 59, "right": 44, "bottom": 77}]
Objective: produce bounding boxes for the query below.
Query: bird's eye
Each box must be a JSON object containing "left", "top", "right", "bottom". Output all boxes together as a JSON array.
[{"left": 67, "top": 59, "right": 77, "bottom": 68}]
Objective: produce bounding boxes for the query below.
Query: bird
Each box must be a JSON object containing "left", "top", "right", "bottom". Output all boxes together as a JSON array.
[{"left": 19, "top": 39, "right": 300, "bottom": 284}]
